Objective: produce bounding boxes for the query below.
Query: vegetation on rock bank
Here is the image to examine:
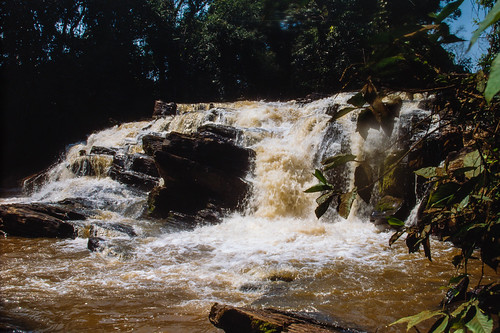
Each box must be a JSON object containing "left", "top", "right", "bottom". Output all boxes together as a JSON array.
[{"left": 307, "top": 1, "right": 499, "bottom": 331}]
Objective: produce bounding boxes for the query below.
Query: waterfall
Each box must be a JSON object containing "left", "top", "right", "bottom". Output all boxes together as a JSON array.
[{"left": 3, "top": 94, "right": 483, "bottom": 333}]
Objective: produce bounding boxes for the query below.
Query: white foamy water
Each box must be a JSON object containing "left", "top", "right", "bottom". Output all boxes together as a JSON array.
[{"left": 3, "top": 94, "right": 491, "bottom": 333}]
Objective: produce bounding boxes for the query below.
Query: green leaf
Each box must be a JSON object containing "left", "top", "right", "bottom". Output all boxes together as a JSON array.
[
  {"left": 315, "top": 191, "right": 335, "bottom": 218},
  {"left": 485, "top": 53, "right": 500, "bottom": 103},
  {"left": 337, "top": 191, "right": 356, "bottom": 219},
  {"left": 451, "top": 301, "right": 473, "bottom": 317},
  {"left": 390, "top": 310, "right": 444, "bottom": 331},
  {"left": 322, "top": 154, "right": 357, "bottom": 171},
  {"left": 331, "top": 107, "right": 358, "bottom": 120},
  {"left": 452, "top": 166, "right": 478, "bottom": 177},
  {"left": 456, "top": 195, "right": 469, "bottom": 212},
  {"left": 347, "top": 92, "right": 366, "bottom": 107},
  {"left": 465, "top": 305, "right": 493, "bottom": 333},
  {"left": 423, "top": 235, "right": 432, "bottom": 261},
  {"left": 372, "top": 55, "right": 405, "bottom": 70},
  {"left": 429, "top": 315, "right": 449, "bottom": 333},
  {"left": 449, "top": 274, "right": 468, "bottom": 285},
  {"left": 387, "top": 216, "right": 405, "bottom": 227},
  {"left": 470, "top": 1, "right": 500, "bottom": 48},
  {"left": 304, "top": 184, "right": 332, "bottom": 193},
  {"left": 434, "top": 0, "right": 464, "bottom": 23},
  {"left": 428, "top": 182, "right": 461, "bottom": 208},
  {"left": 415, "top": 166, "right": 437, "bottom": 178},
  {"left": 389, "top": 229, "right": 405, "bottom": 246},
  {"left": 463, "top": 150, "right": 484, "bottom": 178},
  {"left": 313, "top": 169, "right": 328, "bottom": 185}
]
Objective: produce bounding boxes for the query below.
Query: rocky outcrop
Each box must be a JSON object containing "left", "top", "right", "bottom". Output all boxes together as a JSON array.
[
  {"left": 153, "top": 100, "right": 177, "bottom": 118},
  {"left": 22, "top": 169, "right": 51, "bottom": 195},
  {"left": 146, "top": 128, "right": 255, "bottom": 219},
  {"left": 0, "top": 203, "right": 83, "bottom": 238},
  {"left": 109, "top": 153, "right": 160, "bottom": 192},
  {"left": 209, "top": 303, "right": 366, "bottom": 333},
  {"left": 370, "top": 195, "right": 404, "bottom": 225}
]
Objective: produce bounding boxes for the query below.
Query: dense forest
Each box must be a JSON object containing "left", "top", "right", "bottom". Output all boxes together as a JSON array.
[{"left": 0, "top": 0, "right": 495, "bottom": 187}]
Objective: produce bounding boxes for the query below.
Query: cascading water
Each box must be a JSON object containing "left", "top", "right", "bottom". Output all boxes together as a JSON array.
[{"left": 0, "top": 95, "right": 495, "bottom": 332}]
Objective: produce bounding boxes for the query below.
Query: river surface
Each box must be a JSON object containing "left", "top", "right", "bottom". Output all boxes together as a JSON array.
[{"left": 1, "top": 95, "right": 496, "bottom": 332}]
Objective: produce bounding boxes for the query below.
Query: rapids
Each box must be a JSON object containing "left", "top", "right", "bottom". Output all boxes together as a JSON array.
[{"left": 1, "top": 95, "right": 496, "bottom": 332}]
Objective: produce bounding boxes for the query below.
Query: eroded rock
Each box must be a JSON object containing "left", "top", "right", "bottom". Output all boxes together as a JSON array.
[
  {"left": 0, "top": 203, "right": 82, "bottom": 238},
  {"left": 147, "top": 129, "right": 255, "bottom": 219}
]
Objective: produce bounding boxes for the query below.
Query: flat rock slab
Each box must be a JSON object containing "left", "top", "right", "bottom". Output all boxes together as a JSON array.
[
  {"left": 209, "top": 303, "right": 367, "bottom": 333},
  {"left": 0, "top": 203, "right": 83, "bottom": 238}
]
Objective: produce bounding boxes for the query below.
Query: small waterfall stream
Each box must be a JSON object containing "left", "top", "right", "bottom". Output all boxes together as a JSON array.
[{"left": 0, "top": 95, "right": 494, "bottom": 332}]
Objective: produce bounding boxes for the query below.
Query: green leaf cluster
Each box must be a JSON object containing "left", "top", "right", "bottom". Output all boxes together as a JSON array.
[{"left": 391, "top": 298, "right": 493, "bottom": 333}]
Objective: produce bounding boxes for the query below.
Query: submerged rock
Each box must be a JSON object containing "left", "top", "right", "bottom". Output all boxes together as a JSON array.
[
  {"left": 209, "top": 303, "right": 367, "bottom": 333},
  {"left": 0, "top": 203, "right": 82, "bottom": 238},
  {"left": 87, "top": 236, "right": 107, "bottom": 252}
]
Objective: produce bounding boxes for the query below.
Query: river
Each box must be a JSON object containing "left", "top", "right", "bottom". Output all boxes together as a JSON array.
[{"left": 1, "top": 95, "right": 496, "bottom": 332}]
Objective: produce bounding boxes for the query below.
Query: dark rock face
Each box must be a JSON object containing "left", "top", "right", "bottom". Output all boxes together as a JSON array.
[
  {"left": 88, "top": 236, "right": 107, "bottom": 252},
  {"left": 370, "top": 195, "right": 404, "bottom": 225},
  {"left": 153, "top": 100, "right": 177, "bottom": 118},
  {"left": 142, "top": 134, "right": 165, "bottom": 156},
  {"left": 22, "top": 169, "right": 51, "bottom": 195},
  {"left": 89, "top": 146, "right": 119, "bottom": 156},
  {"left": 209, "top": 303, "right": 367, "bottom": 333},
  {"left": 198, "top": 123, "right": 243, "bottom": 140},
  {"left": 109, "top": 153, "right": 160, "bottom": 192},
  {"left": 146, "top": 130, "right": 255, "bottom": 219},
  {"left": 0, "top": 203, "right": 82, "bottom": 238}
]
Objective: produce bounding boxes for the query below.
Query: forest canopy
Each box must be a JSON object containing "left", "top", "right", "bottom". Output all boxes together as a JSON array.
[{"left": 0, "top": 0, "right": 491, "bottom": 186}]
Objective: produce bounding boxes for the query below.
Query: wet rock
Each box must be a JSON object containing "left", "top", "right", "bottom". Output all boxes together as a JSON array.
[
  {"left": 89, "top": 146, "right": 119, "bottom": 156},
  {"left": 297, "top": 92, "right": 329, "bottom": 104},
  {"left": 129, "top": 154, "right": 159, "bottom": 177},
  {"left": 198, "top": 123, "right": 243, "bottom": 140},
  {"left": 89, "top": 223, "right": 137, "bottom": 238},
  {"left": 109, "top": 153, "right": 160, "bottom": 192},
  {"left": 162, "top": 210, "right": 223, "bottom": 229},
  {"left": 70, "top": 155, "right": 113, "bottom": 177},
  {"left": 109, "top": 167, "right": 159, "bottom": 192},
  {"left": 153, "top": 100, "right": 177, "bottom": 118},
  {"left": 87, "top": 238, "right": 135, "bottom": 259},
  {"left": 0, "top": 204, "right": 80, "bottom": 238},
  {"left": 88, "top": 236, "right": 107, "bottom": 252},
  {"left": 159, "top": 131, "right": 254, "bottom": 176},
  {"left": 417, "top": 96, "right": 437, "bottom": 111},
  {"left": 148, "top": 130, "right": 255, "bottom": 219},
  {"left": 22, "top": 169, "right": 51, "bottom": 195},
  {"left": 142, "top": 134, "right": 165, "bottom": 156},
  {"left": 370, "top": 195, "right": 404, "bottom": 225},
  {"left": 209, "top": 303, "right": 367, "bottom": 333}
]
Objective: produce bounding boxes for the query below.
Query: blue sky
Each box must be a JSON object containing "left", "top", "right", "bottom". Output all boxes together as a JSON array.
[{"left": 448, "top": 0, "right": 490, "bottom": 70}]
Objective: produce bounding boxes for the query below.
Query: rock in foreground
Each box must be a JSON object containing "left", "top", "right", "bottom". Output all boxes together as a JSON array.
[
  {"left": 209, "top": 303, "right": 367, "bottom": 333},
  {"left": 0, "top": 203, "right": 82, "bottom": 238}
]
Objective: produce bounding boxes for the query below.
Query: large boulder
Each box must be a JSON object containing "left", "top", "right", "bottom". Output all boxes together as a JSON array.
[
  {"left": 146, "top": 129, "right": 255, "bottom": 219},
  {"left": 0, "top": 203, "right": 83, "bottom": 238}
]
